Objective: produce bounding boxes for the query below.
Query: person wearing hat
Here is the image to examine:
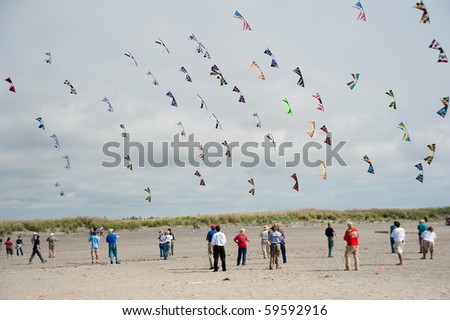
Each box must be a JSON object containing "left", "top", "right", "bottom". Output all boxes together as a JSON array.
[
  {"left": 46, "top": 232, "right": 58, "bottom": 258},
  {"left": 417, "top": 219, "right": 428, "bottom": 253},
  {"left": 259, "top": 225, "right": 270, "bottom": 259},
  {"left": 106, "top": 228, "right": 120, "bottom": 264},
  {"left": 233, "top": 228, "right": 250, "bottom": 266},
  {"left": 343, "top": 221, "right": 359, "bottom": 271},
  {"left": 206, "top": 225, "right": 217, "bottom": 269}
]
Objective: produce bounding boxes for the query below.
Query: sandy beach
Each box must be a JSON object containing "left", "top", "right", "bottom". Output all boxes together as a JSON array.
[{"left": 1, "top": 220, "right": 448, "bottom": 300}]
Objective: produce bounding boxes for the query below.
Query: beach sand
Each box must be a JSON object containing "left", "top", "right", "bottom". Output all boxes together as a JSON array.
[{"left": 1, "top": 220, "right": 448, "bottom": 300}]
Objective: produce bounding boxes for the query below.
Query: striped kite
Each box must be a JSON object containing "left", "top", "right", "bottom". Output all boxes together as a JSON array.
[
  {"left": 386, "top": 90, "right": 396, "bottom": 109},
  {"left": 320, "top": 125, "right": 331, "bottom": 146},
  {"left": 347, "top": 73, "right": 360, "bottom": 90},
  {"left": 250, "top": 61, "right": 265, "bottom": 80},
  {"left": 233, "top": 11, "right": 252, "bottom": 30},
  {"left": 307, "top": 121, "right": 315, "bottom": 138},
  {"left": 144, "top": 187, "right": 151, "bottom": 202},
  {"left": 362, "top": 155, "right": 374, "bottom": 174},
  {"left": 413, "top": 1, "right": 430, "bottom": 24},
  {"left": 63, "top": 80, "right": 77, "bottom": 94},
  {"left": 429, "top": 39, "right": 448, "bottom": 63},
  {"left": 319, "top": 161, "right": 327, "bottom": 180},
  {"left": 194, "top": 171, "right": 205, "bottom": 186},
  {"left": 232, "top": 86, "right": 246, "bottom": 103},
  {"left": 210, "top": 65, "right": 228, "bottom": 86},
  {"left": 291, "top": 173, "right": 299, "bottom": 191},
  {"left": 437, "top": 97, "right": 448, "bottom": 118},
  {"left": 312, "top": 93, "right": 324, "bottom": 112},
  {"left": 5, "top": 77, "right": 15, "bottom": 93},
  {"left": 248, "top": 178, "right": 255, "bottom": 196},
  {"left": 180, "top": 66, "right": 192, "bottom": 82},
  {"left": 166, "top": 91, "right": 178, "bottom": 107},
  {"left": 396, "top": 122, "right": 411, "bottom": 142},
  {"left": 292, "top": 67, "right": 304, "bottom": 87},
  {"left": 264, "top": 48, "right": 278, "bottom": 68},
  {"left": 353, "top": 2, "right": 366, "bottom": 21},
  {"left": 415, "top": 163, "right": 424, "bottom": 183},
  {"left": 424, "top": 144, "right": 436, "bottom": 165}
]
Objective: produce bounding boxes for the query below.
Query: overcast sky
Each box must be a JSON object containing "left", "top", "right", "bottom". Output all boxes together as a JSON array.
[{"left": 1, "top": 0, "right": 449, "bottom": 220}]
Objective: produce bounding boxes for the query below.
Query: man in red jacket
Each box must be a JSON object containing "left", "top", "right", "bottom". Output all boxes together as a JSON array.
[{"left": 343, "top": 221, "right": 359, "bottom": 271}]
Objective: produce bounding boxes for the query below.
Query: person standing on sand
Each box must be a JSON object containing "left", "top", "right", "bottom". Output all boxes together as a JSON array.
[
  {"left": 5, "top": 237, "right": 14, "bottom": 258},
  {"left": 206, "top": 225, "right": 217, "bottom": 269},
  {"left": 417, "top": 219, "right": 428, "bottom": 253},
  {"left": 15, "top": 235, "right": 24, "bottom": 256},
  {"left": 259, "top": 225, "right": 270, "bottom": 259},
  {"left": 343, "top": 221, "right": 359, "bottom": 271},
  {"left": 162, "top": 230, "right": 172, "bottom": 260},
  {"left": 325, "top": 222, "right": 336, "bottom": 258},
  {"left": 168, "top": 228, "right": 175, "bottom": 256},
  {"left": 106, "top": 229, "right": 120, "bottom": 264},
  {"left": 268, "top": 224, "right": 283, "bottom": 270},
  {"left": 157, "top": 230, "right": 164, "bottom": 258},
  {"left": 211, "top": 225, "right": 227, "bottom": 272},
  {"left": 390, "top": 221, "right": 405, "bottom": 266},
  {"left": 421, "top": 226, "right": 436, "bottom": 260},
  {"left": 389, "top": 222, "right": 396, "bottom": 253},
  {"left": 279, "top": 225, "right": 287, "bottom": 264},
  {"left": 88, "top": 229, "right": 101, "bottom": 264},
  {"left": 46, "top": 233, "right": 58, "bottom": 258},
  {"left": 29, "top": 235, "right": 46, "bottom": 264},
  {"left": 233, "top": 228, "right": 249, "bottom": 266}
]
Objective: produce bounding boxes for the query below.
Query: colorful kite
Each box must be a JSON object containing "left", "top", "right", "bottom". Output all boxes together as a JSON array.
[
  {"left": 146, "top": 71, "right": 159, "bottom": 86},
  {"left": 386, "top": 90, "right": 396, "bottom": 109},
  {"left": 44, "top": 52, "right": 52, "bottom": 64},
  {"left": 198, "top": 145, "right": 204, "bottom": 161},
  {"left": 319, "top": 161, "right": 327, "bottom": 180},
  {"left": 437, "top": 96, "right": 448, "bottom": 118},
  {"left": 312, "top": 93, "right": 324, "bottom": 112},
  {"left": 210, "top": 65, "right": 228, "bottom": 86},
  {"left": 194, "top": 170, "right": 206, "bottom": 186},
  {"left": 196, "top": 94, "right": 207, "bottom": 109},
  {"left": 353, "top": 1, "right": 367, "bottom": 21},
  {"left": 124, "top": 155, "right": 133, "bottom": 170},
  {"left": 250, "top": 61, "right": 265, "bottom": 80},
  {"left": 211, "top": 113, "right": 222, "bottom": 130},
  {"left": 252, "top": 112, "right": 261, "bottom": 129},
  {"left": 188, "top": 34, "right": 211, "bottom": 59},
  {"left": 176, "top": 121, "right": 186, "bottom": 137},
  {"left": 119, "top": 124, "right": 128, "bottom": 138},
  {"left": 414, "top": 1, "right": 430, "bottom": 24},
  {"left": 155, "top": 38, "right": 170, "bottom": 54},
  {"left": 415, "top": 163, "right": 424, "bottom": 183},
  {"left": 292, "top": 67, "right": 304, "bottom": 87},
  {"left": 124, "top": 51, "right": 138, "bottom": 66},
  {"left": 36, "top": 117, "right": 45, "bottom": 130},
  {"left": 62, "top": 155, "right": 71, "bottom": 170},
  {"left": 291, "top": 173, "right": 299, "bottom": 191},
  {"left": 281, "top": 98, "right": 293, "bottom": 116},
  {"left": 232, "top": 86, "right": 246, "bottom": 103},
  {"left": 50, "top": 134, "right": 60, "bottom": 149},
  {"left": 248, "top": 178, "right": 255, "bottom": 196},
  {"left": 347, "top": 73, "right": 360, "bottom": 90},
  {"left": 180, "top": 66, "right": 192, "bottom": 82},
  {"left": 102, "top": 97, "right": 114, "bottom": 112},
  {"left": 166, "top": 91, "right": 178, "bottom": 107},
  {"left": 5, "top": 77, "right": 15, "bottom": 93},
  {"left": 429, "top": 39, "right": 448, "bottom": 63},
  {"left": 424, "top": 143, "right": 436, "bottom": 165},
  {"left": 63, "top": 80, "right": 77, "bottom": 94},
  {"left": 396, "top": 122, "right": 411, "bottom": 142},
  {"left": 320, "top": 125, "right": 331, "bottom": 146},
  {"left": 362, "top": 155, "right": 374, "bottom": 174},
  {"left": 55, "top": 182, "right": 65, "bottom": 196},
  {"left": 263, "top": 47, "right": 278, "bottom": 68},
  {"left": 144, "top": 187, "right": 151, "bottom": 202},
  {"left": 307, "top": 121, "right": 315, "bottom": 138},
  {"left": 222, "top": 141, "right": 231, "bottom": 158},
  {"left": 233, "top": 11, "right": 252, "bottom": 30}
]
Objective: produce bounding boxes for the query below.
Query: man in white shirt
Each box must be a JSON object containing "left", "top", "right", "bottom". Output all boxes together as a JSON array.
[
  {"left": 211, "top": 225, "right": 226, "bottom": 272},
  {"left": 259, "top": 225, "right": 270, "bottom": 259},
  {"left": 390, "top": 221, "right": 406, "bottom": 265}
]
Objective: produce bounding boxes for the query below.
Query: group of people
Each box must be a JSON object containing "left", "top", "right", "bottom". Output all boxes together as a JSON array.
[
  {"left": 3, "top": 233, "right": 59, "bottom": 264},
  {"left": 88, "top": 227, "right": 120, "bottom": 264},
  {"left": 157, "top": 228, "right": 175, "bottom": 260}
]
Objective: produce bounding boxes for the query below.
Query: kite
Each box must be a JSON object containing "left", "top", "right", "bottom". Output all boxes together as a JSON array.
[
  {"left": 414, "top": 1, "right": 430, "bottom": 24},
  {"left": 386, "top": 90, "right": 396, "bottom": 109},
  {"left": 250, "top": 61, "right": 265, "bottom": 80},
  {"left": 429, "top": 39, "right": 448, "bottom": 63},
  {"left": 166, "top": 91, "right": 178, "bottom": 107},
  {"left": 5, "top": 77, "right": 15, "bottom": 93},
  {"left": 424, "top": 143, "right": 436, "bottom": 165},
  {"left": 180, "top": 66, "right": 192, "bottom": 82},
  {"left": 50, "top": 134, "right": 60, "bottom": 149},
  {"left": 233, "top": 11, "right": 252, "bottom": 31},
  {"left": 124, "top": 155, "right": 133, "bottom": 170},
  {"left": 188, "top": 34, "right": 211, "bottom": 59},
  {"left": 35, "top": 117, "right": 45, "bottom": 130},
  {"left": 281, "top": 97, "right": 293, "bottom": 116},
  {"left": 102, "top": 97, "right": 114, "bottom": 112},
  {"left": 353, "top": 1, "right": 367, "bottom": 21},
  {"left": 144, "top": 187, "right": 151, "bottom": 203},
  {"left": 44, "top": 52, "right": 52, "bottom": 64},
  {"left": 232, "top": 86, "right": 246, "bottom": 103},
  {"left": 63, "top": 80, "right": 77, "bottom": 94},
  {"left": 194, "top": 170, "right": 206, "bottom": 186},
  {"left": 263, "top": 47, "right": 278, "bottom": 68},
  {"left": 347, "top": 73, "right": 360, "bottom": 90},
  {"left": 210, "top": 65, "right": 228, "bottom": 86},
  {"left": 146, "top": 71, "right": 159, "bottom": 86},
  {"left": 198, "top": 145, "right": 204, "bottom": 161},
  {"left": 292, "top": 67, "right": 304, "bottom": 87},
  {"left": 119, "top": 124, "right": 128, "bottom": 138},
  {"left": 55, "top": 182, "right": 65, "bottom": 196},
  {"left": 320, "top": 125, "right": 331, "bottom": 146},
  {"left": 211, "top": 113, "right": 223, "bottom": 130},
  {"left": 319, "top": 161, "right": 327, "bottom": 180},
  {"left": 396, "top": 122, "right": 411, "bottom": 142},
  {"left": 437, "top": 97, "right": 449, "bottom": 118},
  {"left": 176, "top": 121, "right": 186, "bottom": 137},
  {"left": 222, "top": 141, "right": 231, "bottom": 158},
  {"left": 248, "top": 178, "right": 255, "bottom": 196},
  {"left": 62, "top": 155, "right": 71, "bottom": 170},
  {"left": 155, "top": 38, "right": 170, "bottom": 54},
  {"left": 362, "top": 155, "right": 375, "bottom": 174},
  {"left": 124, "top": 51, "right": 138, "bottom": 66},
  {"left": 312, "top": 93, "right": 324, "bottom": 112},
  {"left": 307, "top": 121, "right": 315, "bottom": 138},
  {"left": 291, "top": 173, "right": 299, "bottom": 191},
  {"left": 252, "top": 112, "right": 261, "bottom": 129},
  {"left": 415, "top": 163, "right": 424, "bottom": 183},
  {"left": 196, "top": 94, "right": 207, "bottom": 109},
  {"left": 265, "top": 132, "right": 276, "bottom": 150}
]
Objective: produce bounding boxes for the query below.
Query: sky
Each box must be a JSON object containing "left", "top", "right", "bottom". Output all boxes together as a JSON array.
[{"left": 0, "top": 0, "right": 449, "bottom": 220}]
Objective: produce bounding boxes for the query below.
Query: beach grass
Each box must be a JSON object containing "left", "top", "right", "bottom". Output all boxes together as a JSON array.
[{"left": 0, "top": 207, "right": 448, "bottom": 236}]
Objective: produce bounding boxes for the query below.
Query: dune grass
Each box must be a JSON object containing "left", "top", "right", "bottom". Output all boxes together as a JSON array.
[{"left": 0, "top": 207, "right": 449, "bottom": 237}]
